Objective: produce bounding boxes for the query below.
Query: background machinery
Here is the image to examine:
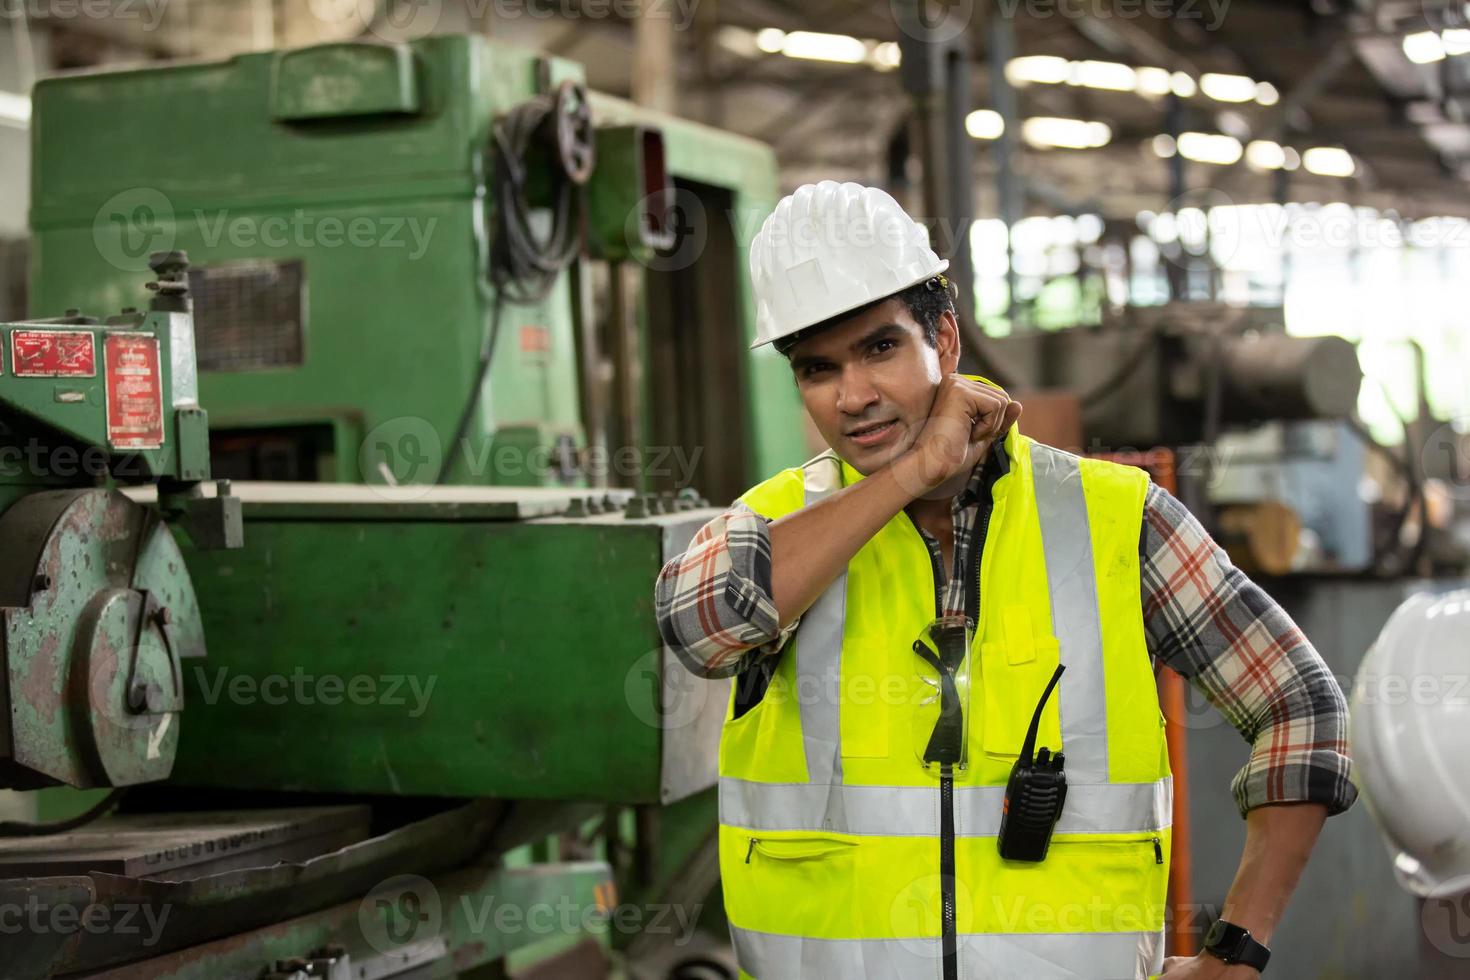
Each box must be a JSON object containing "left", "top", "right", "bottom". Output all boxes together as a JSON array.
[{"left": 2, "top": 33, "right": 804, "bottom": 979}]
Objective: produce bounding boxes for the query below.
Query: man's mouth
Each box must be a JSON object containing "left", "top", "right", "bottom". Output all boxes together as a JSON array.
[{"left": 846, "top": 419, "right": 899, "bottom": 446}]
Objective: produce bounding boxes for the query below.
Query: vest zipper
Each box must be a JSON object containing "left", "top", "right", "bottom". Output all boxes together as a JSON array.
[
  {"left": 916, "top": 497, "right": 989, "bottom": 980},
  {"left": 940, "top": 765, "right": 957, "bottom": 980},
  {"left": 1154, "top": 836, "right": 1164, "bottom": 864},
  {"left": 971, "top": 503, "right": 991, "bottom": 634},
  {"left": 746, "top": 837, "right": 758, "bottom": 863}
]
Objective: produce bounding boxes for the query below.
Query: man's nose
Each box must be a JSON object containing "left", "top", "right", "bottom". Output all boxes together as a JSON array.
[{"left": 836, "top": 369, "right": 880, "bottom": 416}]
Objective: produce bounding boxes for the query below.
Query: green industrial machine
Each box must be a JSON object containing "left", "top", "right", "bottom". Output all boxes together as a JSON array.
[
  {"left": 0, "top": 253, "right": 239, "bottom": 794},
  {"left": 3, "top": 32, "right": 806, "bottom": 980}
]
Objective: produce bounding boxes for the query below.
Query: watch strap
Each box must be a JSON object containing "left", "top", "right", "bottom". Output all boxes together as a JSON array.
[{"left": 1204, "top": 919, "right": 1271, "bottom": 972}]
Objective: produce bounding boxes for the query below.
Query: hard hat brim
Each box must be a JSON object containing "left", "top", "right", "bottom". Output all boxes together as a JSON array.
[{"left": 749, "top": 259, "right": 951, "bottom": 351}]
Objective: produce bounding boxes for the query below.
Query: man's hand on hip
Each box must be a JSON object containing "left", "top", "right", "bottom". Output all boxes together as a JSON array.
[{"left": 1161, "top": 954, "right": 1260, "bottom": 979}]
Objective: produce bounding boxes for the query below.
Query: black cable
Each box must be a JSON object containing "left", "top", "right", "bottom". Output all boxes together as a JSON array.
[
  {"left": 0, "top": 788, "right": 126, "bottom": 837},
  {"left": 438, "top": 293, "right": 506, "bottom": 486},
  {"left": 437, "top": 86, "right": 590, "bottom": 484}
]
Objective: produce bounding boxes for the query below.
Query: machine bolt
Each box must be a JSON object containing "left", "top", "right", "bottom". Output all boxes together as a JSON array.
[
  {"left": 128, "top": 681, "right": 161, "bottom": 714},
  {"left": 31, "top": 573, "right": 52, "bottom": 594}
]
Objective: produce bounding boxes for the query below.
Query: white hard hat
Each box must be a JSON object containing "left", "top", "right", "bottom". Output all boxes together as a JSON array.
[
  {"left": 1349, "top": 589, "right": 1470, "bottom": 898},
  {"left": 748, "top": 181, "right": 949, "bottom": 350}
]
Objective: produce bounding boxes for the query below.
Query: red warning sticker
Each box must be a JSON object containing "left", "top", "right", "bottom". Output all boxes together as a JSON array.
[
  {"left": 105, "top": 333, "right": 164, "bottom": 451},
  {"left": 11, "top": 329, "right": 97, "bottom": 378},
  {"left": 520, "top": 325, "right": 550, "bottom": 353}
]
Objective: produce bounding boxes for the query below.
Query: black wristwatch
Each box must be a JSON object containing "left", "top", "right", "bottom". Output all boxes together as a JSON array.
[{"left": 1203, "top": 919, "right": 1270, "bottom": 972}]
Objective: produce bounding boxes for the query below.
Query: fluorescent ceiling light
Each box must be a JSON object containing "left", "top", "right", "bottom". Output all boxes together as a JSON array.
[
  {"left": 1072, "top": 60, "right": 1136, "bottom": 91},
  {"left": 1136, "top": 67, "right": 1172, "bottom": 96},
  {"left": 1006, "top": 55, "right": 1070, "bottom": 85},
  {"left": 871, "top": 41, "right": 902, "bottom": 70},
  {"left": 779, "top": 31, "right": 868, "bottom": 64},
  {"left": 1200, "top": 73, "right": 1257, "bottom": 102},
  {"left": 1170, "top": 71, "right": 1197, "bottom": 97},
  {"left": 1022, "top": 117, "right": 1111, "bottom": 150},
  {"left": 1399, "top": 31, "right": 1446, "bottom": 63},
  {"left": 1152, "top": 134, "right": 1177, "bottom": 158},
  {"left": 1443, "top": 29, "right": 1470, "bottom": 55},
  {"left": 1177, "top": 131, "right": 1243, "bottom": 164},
  {"left": 1281, "top": 146, "right": 1301, "bottom": 171},
  {"left": 1254, "top": 81, "right": 1280, "bottom": 106},
  {"left": 966, "top": 109, "right": 1004, "bottom": 140},
  {"left": 1302, "top": 146, "right": 1355, "bottom": 177},
  {"left": 1245, "top": 140, "right": 1287, "bottom": 170},
  {"left": 1403, "top": 31, "right": 1446, "bottom": 64},
  {"left": 755, "top": 28, "right": 786, "bottom": 54}
]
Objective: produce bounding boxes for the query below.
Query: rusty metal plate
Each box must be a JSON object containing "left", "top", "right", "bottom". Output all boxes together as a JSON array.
[{"left": 0, "top": 805, "right": 371, "bottom": 879}]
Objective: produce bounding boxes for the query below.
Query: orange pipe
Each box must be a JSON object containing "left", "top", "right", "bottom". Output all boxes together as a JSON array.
[{"left": 1159, "top": 667, "right": 1197, "bottom": 956}]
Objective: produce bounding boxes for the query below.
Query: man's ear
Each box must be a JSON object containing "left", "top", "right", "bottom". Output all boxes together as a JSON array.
[{"left": 936, "top": 310, "right": 961, "bottom": 374}]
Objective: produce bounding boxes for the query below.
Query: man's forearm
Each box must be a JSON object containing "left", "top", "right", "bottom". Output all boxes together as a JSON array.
[
  {"left": 768, "top": 452, "right": 920, "bottom": 627},
  {"left": 1215, "top": 801, "right": 1328, "bottom": 946}
]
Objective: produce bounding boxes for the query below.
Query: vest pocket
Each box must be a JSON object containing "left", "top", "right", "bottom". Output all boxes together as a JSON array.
[
  {"left": 994, "top": 832, "right": 1169, "bottom": 934},
  {"left": 728, "top": 830, "right": 860, "bottom": 938},
  {"left": 979, "top": 604, "right": 1063, "bottom": 758}
]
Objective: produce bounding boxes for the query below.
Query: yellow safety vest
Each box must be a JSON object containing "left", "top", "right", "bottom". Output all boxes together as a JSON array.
[{"left": 718, "top": 410, "right": 1172, "bottom": 980}]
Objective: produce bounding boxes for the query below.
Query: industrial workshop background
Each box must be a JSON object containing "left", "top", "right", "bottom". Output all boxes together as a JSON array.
[{"left": 0, "top": 1, "right": 1467, "bottom": 978}]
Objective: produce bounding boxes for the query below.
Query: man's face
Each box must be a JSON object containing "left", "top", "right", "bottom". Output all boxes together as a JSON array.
[{"left": 787, "top": 298, "right": 960, "bottom": 475}]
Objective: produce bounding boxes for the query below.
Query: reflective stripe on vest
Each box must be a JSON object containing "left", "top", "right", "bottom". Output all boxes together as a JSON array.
[
  {"left": 795, "top": 452, "right": 845, "bottom": 785},
  {"left": 719, "top": 774, "right": 1172, "bottom": 837},
  {"left": 1031, "top": 441, "right": 1109, "bottom": 783},
  {"left": 731, "top": 925, "right": 1164, "bottom": 980}
]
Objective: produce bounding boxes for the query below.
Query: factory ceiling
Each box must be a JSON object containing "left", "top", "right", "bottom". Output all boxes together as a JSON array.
[{"left": 9, "top": 0, "right": 1470, "bottom": 219}]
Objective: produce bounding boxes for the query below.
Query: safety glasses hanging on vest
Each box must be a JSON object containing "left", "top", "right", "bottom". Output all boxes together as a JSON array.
[
  {"left": 911, "top": 616, "right": 972, "bottom": 773},
  {"left": 913, "top": 617, "right": 1071, "bottom": 861}
]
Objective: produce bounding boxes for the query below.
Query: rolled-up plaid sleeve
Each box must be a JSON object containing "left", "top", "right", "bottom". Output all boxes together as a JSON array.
[
  {"left": 1140, "top": 483, "right": 1358, "bottom": 818},
  {"left": 655, "top": 502, "right": 799, "bottom": 679}
]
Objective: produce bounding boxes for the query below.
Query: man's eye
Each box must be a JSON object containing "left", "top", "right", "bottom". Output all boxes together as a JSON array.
[
  {"left": 872, "top": 339, "right": 896, "bottom": 354},
  {"left": 803, "top": 363, "right": 832, "bottom": 378}
]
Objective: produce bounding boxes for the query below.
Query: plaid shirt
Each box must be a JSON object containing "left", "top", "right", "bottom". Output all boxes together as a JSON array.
[{"left": 654, "top": 440, "right": 1357, "bottom": 818}]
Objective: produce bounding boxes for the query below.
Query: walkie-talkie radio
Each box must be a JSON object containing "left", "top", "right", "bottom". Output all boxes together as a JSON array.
[{"left": 997, "top": 664, "right": 1067, "bottom": 862}]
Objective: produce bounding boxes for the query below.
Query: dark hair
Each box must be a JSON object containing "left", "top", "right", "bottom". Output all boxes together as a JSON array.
[{"left": 772, "top": 275, "right": 957, "bottom": 358}]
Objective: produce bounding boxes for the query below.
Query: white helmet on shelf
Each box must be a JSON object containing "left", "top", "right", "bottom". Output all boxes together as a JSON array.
[
  {"left": 748, "top": 180, "right": 949, "bottom": 350},
  {"left": 1349, "top": 588, "right": 1470, "bottom": 898}
]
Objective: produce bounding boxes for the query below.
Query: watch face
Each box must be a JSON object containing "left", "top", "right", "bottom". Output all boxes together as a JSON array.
[{"left": 1207, "top": 920, "right": 1246, "bottom": 959}]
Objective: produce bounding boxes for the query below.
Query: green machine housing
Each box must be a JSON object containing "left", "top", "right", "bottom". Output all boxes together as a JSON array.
[
  {"left": 30, "top": 33, "right": 802, "bottom": 497},
  {"left": 0, "top": 254, "right": 241, "bottom": 792},
  {"left": 8, "top": 31, "right": 807, "bottom": 980},
  {"left": 27, "top": 33, "right": 804, "bottom": 807}
]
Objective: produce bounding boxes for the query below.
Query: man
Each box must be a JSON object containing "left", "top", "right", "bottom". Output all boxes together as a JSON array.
[{"left": 655, "top": 182, "right": 1355, "bottom": 979}]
